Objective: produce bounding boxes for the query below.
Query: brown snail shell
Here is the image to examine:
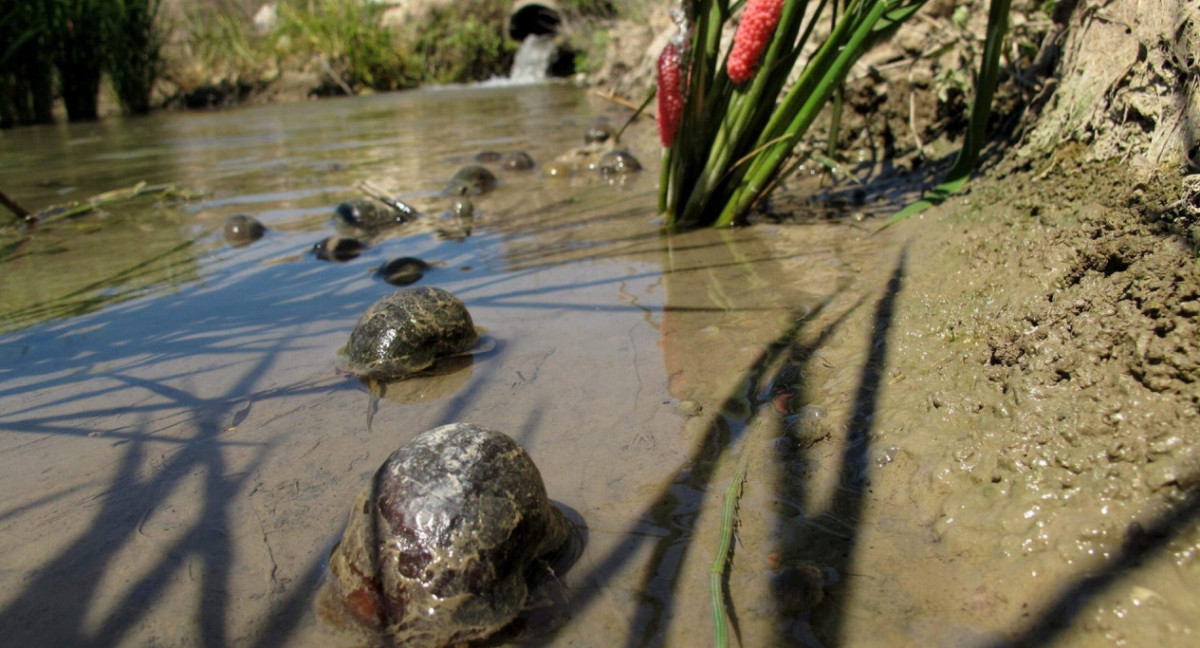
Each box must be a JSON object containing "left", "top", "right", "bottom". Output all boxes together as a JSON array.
[{"left": 321, "top": 423, "right": 572, "bottom": 646}]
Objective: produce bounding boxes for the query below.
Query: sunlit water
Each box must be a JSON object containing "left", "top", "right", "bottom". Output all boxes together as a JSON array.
[{"left": 0, "top": 85, "right": 861, "bottom": 646}]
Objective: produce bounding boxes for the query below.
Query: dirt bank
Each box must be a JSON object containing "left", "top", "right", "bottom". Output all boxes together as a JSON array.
[{"left": 747, "top": 150, "right": 1199, "bottom": 644}]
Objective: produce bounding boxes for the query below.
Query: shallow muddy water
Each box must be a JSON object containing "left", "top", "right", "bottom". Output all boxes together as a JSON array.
[
  {"left": 0, "top": 85, "right": 870, "bottom": 646},
  {"left": 3, "top": 85, "right": 1198, "bottom": 648}
]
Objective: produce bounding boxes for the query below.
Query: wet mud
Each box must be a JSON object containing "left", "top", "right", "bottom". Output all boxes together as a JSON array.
[{"left": 0, "top": 85, "right": 1196, "bottom": 648}]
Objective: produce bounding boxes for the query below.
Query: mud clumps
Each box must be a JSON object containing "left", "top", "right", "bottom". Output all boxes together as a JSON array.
[{"left": 832, "top": 157, "right": 1200, "bottom": 643}]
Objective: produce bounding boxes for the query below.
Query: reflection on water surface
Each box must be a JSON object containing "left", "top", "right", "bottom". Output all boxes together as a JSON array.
[{"left": 0, "top": 85, "right": 860, "bottom": 646}]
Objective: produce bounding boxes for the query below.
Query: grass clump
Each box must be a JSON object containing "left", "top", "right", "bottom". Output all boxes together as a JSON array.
[
  {"left": 657, "top": 0, "right": 1012, "bottom": 228},
  {"left": 0, "top": 2, "right": 56, "bottom": 127},
  {"left": 1, "top": 0, "right": 166, "bottom": 124},
  {"left": 274, "top": 0, "right": 418, "bottom": 91},
  {"left": 105, "top": 0, "right": 165, "bottom": 115},
  {"left": 177, "top": 0, "right": 518, "bottom": 95},
  {"left": 409, "top": 0, "right": 515, "bottom": 85}
]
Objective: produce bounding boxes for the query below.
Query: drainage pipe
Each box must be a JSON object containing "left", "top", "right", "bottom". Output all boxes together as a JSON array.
[{"left": 507, "top": 1, "right": 564, "bottom": 41}]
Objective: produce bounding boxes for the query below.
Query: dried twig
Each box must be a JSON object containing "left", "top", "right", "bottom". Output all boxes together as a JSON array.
[{"left": 0, "top": 188, "right": 33, "bottom": 224}]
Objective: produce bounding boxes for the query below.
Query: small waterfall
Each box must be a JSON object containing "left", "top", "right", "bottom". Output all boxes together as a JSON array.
[{"left": 508, "top": 35, "right": 556, "bottom": 84}]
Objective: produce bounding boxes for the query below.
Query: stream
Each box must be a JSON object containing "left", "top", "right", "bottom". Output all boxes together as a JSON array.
[{"left": 0, "top": 84, "right": 871, "bottom": 646}]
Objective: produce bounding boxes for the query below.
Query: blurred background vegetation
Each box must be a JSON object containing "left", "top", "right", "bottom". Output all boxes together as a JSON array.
[{"left": 0, "top": 0, "right": 627, "bottom": 127}]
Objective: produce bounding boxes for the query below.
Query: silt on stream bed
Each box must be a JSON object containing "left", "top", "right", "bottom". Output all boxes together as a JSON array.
[{"left": 2, "top": 84, "right": 1199, "bottom": 647}]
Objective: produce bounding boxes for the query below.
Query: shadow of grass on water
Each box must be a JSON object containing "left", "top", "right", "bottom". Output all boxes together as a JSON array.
[
  {"left": 0, "top": 242, "right": 390, "bottom": 646},
  {"left": 522, "top": 224, "right": 871, "bottom": 647},
  {"left": 769, "top": 249, "right": 906, "bottom": 646}
]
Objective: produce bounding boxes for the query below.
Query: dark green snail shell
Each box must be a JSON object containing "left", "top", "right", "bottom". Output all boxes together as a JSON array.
[
  {"left": 344, "top": 286, "right": 478, "bottom": 379},
  {"left": 223, "top": 214, "right": 266, "bottom": 245},
  {"left": 596, "top": 150, "right": 642, "bottom": 175},
  {"left": 335, "top": 198, "right": 409, "bottom": 235},
  {"left": 444, "top": 165, "right": 498, "bottom": 196}
]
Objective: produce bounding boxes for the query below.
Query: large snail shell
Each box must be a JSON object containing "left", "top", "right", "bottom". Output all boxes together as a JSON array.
[{"left": 321, "top": 423, "right": 571, "bottom": 646}]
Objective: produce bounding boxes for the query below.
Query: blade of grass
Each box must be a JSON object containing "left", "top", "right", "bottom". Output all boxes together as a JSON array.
[
  {"left": 884, "top": 0, "right": 1010, "bottom": 226},
  {"left": 715, "top": 0, "right": 896, "bottom": 225},
  {"left": 710, "top": 460, "right": 747, "bottom": 648}
]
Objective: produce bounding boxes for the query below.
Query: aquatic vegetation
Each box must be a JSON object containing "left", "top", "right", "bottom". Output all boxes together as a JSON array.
[{"left": 658, "top": 0, "right": 1012, "bottom": 228}]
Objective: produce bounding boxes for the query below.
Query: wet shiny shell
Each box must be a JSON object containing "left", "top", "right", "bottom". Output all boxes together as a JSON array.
[
  {"left": 444, "top": 165, "right": 497, "bottom": 196},
  {"left": 313, "top": 236, "right": 365, "bottom": 262},
  {"left": 223, "top": 214, "right": 265, "bottom": 245},
  {"left": 344, "top": 286, "right": 478, "bottom": 379},
  {"left": 335, "top": 198, "right": 409, "bottom": 235},
  {"left": 596, "top": 150, "right": 642, "bottom": 175},
  {"left": 375, "top": 256, "right": 430, "bottom": 286},
  {"left": 502, "top": 151, "right": 535, "bottom": 171},
  {"left": 324, "top": 423, "right": 571, "bottom": 646},
  {"left": 584, "top": 121, "right": 615, "bottom": 144}
]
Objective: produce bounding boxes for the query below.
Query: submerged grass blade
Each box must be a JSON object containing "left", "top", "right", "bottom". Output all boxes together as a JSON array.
[{"left": 710, "top": 460, "right": 748, "bottom": 648}]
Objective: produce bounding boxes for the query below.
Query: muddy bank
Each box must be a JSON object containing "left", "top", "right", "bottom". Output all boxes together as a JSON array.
[{"left": 758, "top": 156, "right": 1199, "bottom": 645}]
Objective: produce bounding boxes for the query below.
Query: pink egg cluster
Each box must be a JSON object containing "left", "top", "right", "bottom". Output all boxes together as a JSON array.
[
  {"left": 726, "top": 0, "right": 784, "bottom": 83},
  {"left": 657, "top": 43, "right": 685, "bottom": 147}
]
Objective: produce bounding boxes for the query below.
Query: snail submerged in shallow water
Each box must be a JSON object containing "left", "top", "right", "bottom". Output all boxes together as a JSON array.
[
  {"left": 444, "top": 165, "right": 498, "bottom": 196},
  {"left": 312, "top": 235, "right": 366, "bottom": 262},
  {"left": 584, "top": 119, "right": 616, "bottom": 144},
  {"left": 374, "top": 256, "right": 430, "bottom": 286},
  {"left": 502, "top": 151, "right": 536, "bottom": 171},
  {"left": 595, "top": 150, "right": 642, "bottom": 175},
  {"left": 320, "top": 423, "right": 577, "bottom": 647},
  {"left": 222, "top": 214, "right": 266, "bottom": 246},
  {"left": 334, "top": 198, "right": 415, "bottom": 237}
]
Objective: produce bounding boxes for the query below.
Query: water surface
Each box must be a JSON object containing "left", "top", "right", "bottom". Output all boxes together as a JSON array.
[{"left": 0, "top": 85, "right": 862, "bottom": 646}]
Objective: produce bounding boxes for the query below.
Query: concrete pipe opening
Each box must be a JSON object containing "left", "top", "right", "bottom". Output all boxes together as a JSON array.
[{"left": 508, "top": 1, "right": 563, "bottom": 41}]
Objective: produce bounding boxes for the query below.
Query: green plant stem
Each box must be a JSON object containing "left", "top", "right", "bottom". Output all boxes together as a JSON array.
[
  {"left": 675, "top": 0, "right": 814, "bottom": 227},
  {"left": 710, "top": 460, "right": 747, "bottom": 648},
  {"left": 885, "top": 0, "right": 1011, "bottom": 226},
  {"left": 715, "top": 0, "right": 893, "bottom": 226}
]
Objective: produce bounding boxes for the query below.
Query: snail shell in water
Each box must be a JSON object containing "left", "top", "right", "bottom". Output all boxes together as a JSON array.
[
  {"left": 342, "top": 286, "right": 478, "bottom": 380},
  {"left": 444, "top": 165, "right": 498, "bottom": 196},
  {"left": 321, "top": 423, "right": 573, "bottom": 646},
  {"left": 223, "top": 214, "right": 265, "bottom": 246}
]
